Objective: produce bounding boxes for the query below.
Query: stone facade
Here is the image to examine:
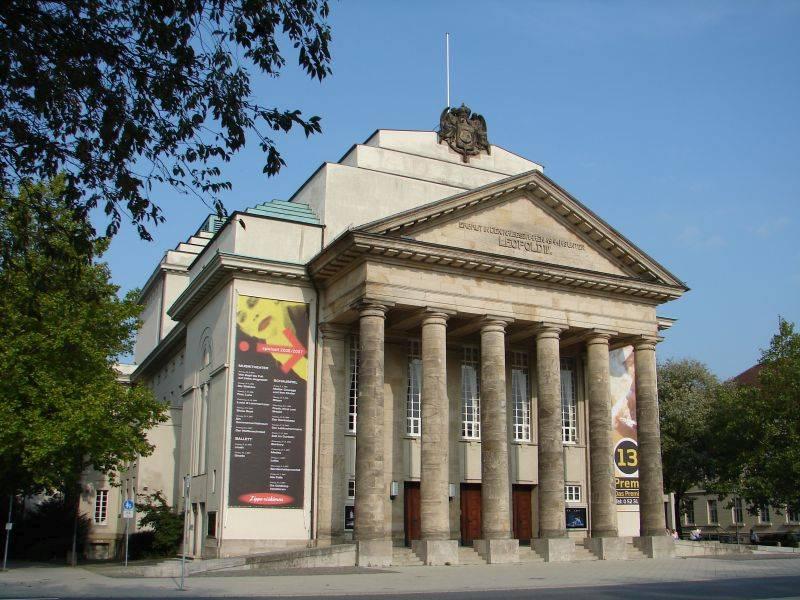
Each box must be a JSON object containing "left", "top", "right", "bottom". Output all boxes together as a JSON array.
[{"left": 83, "top": 124, "right": 687, "bottom": 561}]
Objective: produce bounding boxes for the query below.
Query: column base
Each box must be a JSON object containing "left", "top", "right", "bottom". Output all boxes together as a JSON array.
[
  {"left": 474, "top": 539, "right": 519, "bottom": 564},
  {"left": 634, "top": 535, "right": 675, "bottom": 559},
  {"left": 411, "top": 539, "right": 459, "bottom": 566},
  {"left": 533, "top": 538, "right": 575, "bottom": 562},
  {"left": 356, "top": 540, "right": 393, "bottom": 567},
  {"left": 585, "top": 537, "right": 627, "bottom": 560}
]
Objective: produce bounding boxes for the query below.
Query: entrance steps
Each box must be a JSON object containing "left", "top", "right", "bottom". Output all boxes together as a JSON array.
[
  {"left": 392, "top": 546, "right": 424, "bottom": 567},
  {"left": 625, "top": 539, "right": 649, "bottom": 560},
  {"left": 517, "top": 545, "right": 544, "bottom": 563},
  {"left": 575, "top": 539, "right": 600, "bottom": 561},
  {"left": 457, "top": 545, "right": 487, "bottom": 565}
]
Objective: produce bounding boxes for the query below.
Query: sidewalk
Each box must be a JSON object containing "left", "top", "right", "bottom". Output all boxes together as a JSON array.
[{"left": 1, "top": 554, "right": 799, "bottom": 598}]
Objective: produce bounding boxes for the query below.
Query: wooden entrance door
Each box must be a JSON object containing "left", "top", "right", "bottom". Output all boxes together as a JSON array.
[
  {"left": 460, "top": 483, "right": 482, "bottom": 545},
  {"left": 404, "top": 481, "right": 421, "bottom": 547},
  {"left": 512, "top": 485, "right": 533, "bottom": 544}
]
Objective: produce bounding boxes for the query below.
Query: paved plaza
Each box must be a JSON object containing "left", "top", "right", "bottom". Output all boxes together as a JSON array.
[{"left": 1, "top": 554, "right": 800, "bottom": 599}]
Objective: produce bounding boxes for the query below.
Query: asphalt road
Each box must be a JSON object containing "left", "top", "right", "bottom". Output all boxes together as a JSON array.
[{"left": 7, "top": 574, "right": 799, "bottom": 600}]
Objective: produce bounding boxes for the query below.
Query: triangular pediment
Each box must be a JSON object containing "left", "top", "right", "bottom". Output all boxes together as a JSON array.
[{"left": 356, "top": 170, "right": 686, "bottom": 289}]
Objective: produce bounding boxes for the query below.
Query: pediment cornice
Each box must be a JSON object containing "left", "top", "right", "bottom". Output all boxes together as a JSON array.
[
  {"left": 356, "top": 169, "right": 687, "bottom": 290},
  {"left": 309, "top": 231, "right": 685, "bottom": 304}
]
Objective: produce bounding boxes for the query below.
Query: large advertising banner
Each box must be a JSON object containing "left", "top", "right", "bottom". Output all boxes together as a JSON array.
[
  {"left": 229, "top": 295, "right": 309, "bottom": 509},
  {"left": 610, "top": 346, "right": 639, "bottom": 506}
]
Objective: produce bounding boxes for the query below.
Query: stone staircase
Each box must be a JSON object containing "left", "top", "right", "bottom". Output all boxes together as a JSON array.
[
  {"left": 517, "top": 545, "right": 544, "bottom": 563},
  {"left": 575, "top": 540, "right": 600, "bottom": 561},
  {"left": 625, "top": 539, "right": 649, "bottom": 560},
  {"left": 392, "top": 546, "right": 424, "bottom": 567},
  {"left": 458, "top": 545, "right": 487, "bottom": 565}
]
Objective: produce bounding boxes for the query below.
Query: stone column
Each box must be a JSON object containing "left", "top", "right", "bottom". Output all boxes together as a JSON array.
[
  {"left": 586, "top": 332, "right": 618, "bottom": 539},
  {"left": 535, "top": 325, "right": 566, "bottom": 539},
  {"left": 475, "top": 317, "right": 518, "bottom": 564},
  {"left": 354, "top": 303, "right": 392, "bottom": 566},
  {"left": 583, "top": 332, "right": 628, "bottom": 560},
  {"left": 415, "top": 310, "right": 458, "bottom": 565},
  {"left": 316, "top": 324, "right": 348, "bottom": 544},
  {"left": 634, "top": 338, "right": 668, "bottom": 538},
  {"left": 533, "top": 324, "right": 574, "bottom": 562}
]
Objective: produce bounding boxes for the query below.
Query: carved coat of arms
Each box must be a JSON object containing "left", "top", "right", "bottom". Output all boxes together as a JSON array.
[{"left": 438, "top": 104, "right": 490, "bottom": 163}]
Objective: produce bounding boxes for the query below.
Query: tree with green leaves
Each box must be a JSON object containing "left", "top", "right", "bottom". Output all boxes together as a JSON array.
[
  {"left": 707, "top": 318, "right": 800, "bottom": 515},
  {"left": 0, "top": 1, "right": 332, "bottom": 239},
  {"left": 658, "top": 358, "right": 719, "bottom": 533},
  {"left": 0, "top": 176, "right": 166, "bottom": 503}
]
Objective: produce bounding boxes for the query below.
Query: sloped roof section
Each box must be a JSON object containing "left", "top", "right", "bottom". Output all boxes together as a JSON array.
[
  {"left": 356, "top": 169, "right": 687, "bottom": 290},
  {"left": 246, "top": 200, "right": 320, "bottom": 225}
]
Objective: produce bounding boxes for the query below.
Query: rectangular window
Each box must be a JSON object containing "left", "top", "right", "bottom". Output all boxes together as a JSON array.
[
  {"left": 406, "top": 340, "right": 422, "bottom": 436},
  {"left": 759, "top": 504, "right": 771, "bottom": 524},
  {"left": 732, "top": 497, "right": 744, "bottom": 524},
  {"left": 94, "top": 490, "right": 109, "bottom": 524},
  {"left": 787, "top": 505, "right": 799, "bottom": 523},
  {"left": 560, "top": 358, "right": 578, "bottom": 443},
  {"left": 511, "top": 351, "right": 531, "bottom": 442},
  {"left": 197, "top": 383, "right": 209, "bottom": 474},
  {"left": 348, "top": 335, "right": 359, "bottom": 433},
  {"left": 461, "top": 347, "right": 481, "bottom": 439},
  {"left": 564, "top": 485, "right": 581, "bottom": 503},
  {"left": 708, "top": 499, "right": 718, "bottom": 524},
  {"left": 683, "top": 499, "right": 695, "bottom": 524},
  {"left": 207, "top": 511, "right": 217, "bottom": 538},
  {"left": 347, "top": 479, "right": 355, "bottom": 499}
]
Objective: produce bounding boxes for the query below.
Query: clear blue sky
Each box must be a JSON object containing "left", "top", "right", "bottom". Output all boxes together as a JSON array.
[{"left": 100, "top": 0, "right": 800, "bottom": 379}]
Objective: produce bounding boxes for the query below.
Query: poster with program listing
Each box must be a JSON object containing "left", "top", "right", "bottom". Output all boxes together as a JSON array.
[
  {"left": 229, "top": 295, "right": 308, "bottom": 508},
  {"left": 610, "top": 346, "right": 640, "bottom": 506}
]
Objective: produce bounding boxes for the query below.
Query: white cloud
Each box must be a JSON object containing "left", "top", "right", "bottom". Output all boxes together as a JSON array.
[
  {"left": 754, "top": 217, "right": 790, "bottom": 238},
  {"left": 677, "top": 225, "right": 725, "bottom": 248}
]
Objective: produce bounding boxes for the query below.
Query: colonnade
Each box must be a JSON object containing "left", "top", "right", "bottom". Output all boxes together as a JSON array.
[{"left": 317, "top": 303, "right": 668, "bottom": 564}]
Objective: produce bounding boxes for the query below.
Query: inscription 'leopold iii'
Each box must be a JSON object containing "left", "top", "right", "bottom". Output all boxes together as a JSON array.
[{"left": 458, "top": 221, "right": 586, "bottom": 257}]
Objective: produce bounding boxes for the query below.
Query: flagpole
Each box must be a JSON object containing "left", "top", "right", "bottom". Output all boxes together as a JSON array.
[{"left": 446, "top": 32, "right": 450, "bottom": 108}]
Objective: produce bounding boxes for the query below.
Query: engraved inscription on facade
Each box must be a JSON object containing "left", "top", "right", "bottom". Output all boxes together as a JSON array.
[{"left": 458, "top": 221, "right": 585, "bottom": 257}]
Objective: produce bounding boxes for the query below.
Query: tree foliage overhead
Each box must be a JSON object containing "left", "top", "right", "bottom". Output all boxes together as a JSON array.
[
  {"left": 658, "top": 358, "right": 719, "bottom": 530},
  {"left": 708, "top": 318, "right": 800, "bottom": 513},
  {"left": 0, "top": 177, "right": 167, "bottom": 496},
  {"left": 0, "top": 0, "right": 332, "bottom": 240}
]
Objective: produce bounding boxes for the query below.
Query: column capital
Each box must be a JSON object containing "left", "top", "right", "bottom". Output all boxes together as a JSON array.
[
  {"left": 319, "top": 322, "right": 350, "bottom": 340},
  {"left": 421, "top": 307, "right": 456, "bottom": 326},
  {"left": 353, "top": 300, "right": 391, "bottom": 319},
  {"left": 481, "top": 315, "right": 512, "bottom": 333},
  {"left": 585, "top": 329, "right": 617, "bottom": 346},
  {"left": 532, "top": 322, "right": 567, "bottom": 340},
  {"left": 633, "top": 335, "right": 662, "bottom": 351}
]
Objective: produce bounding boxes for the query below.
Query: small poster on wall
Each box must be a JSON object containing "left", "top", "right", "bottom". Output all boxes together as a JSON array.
[
  {"left": 566, "top": 507, "right": 588, "bottom": 529},
  {"left": 229, "top": 295, "right": 309, "bottom": 509}
]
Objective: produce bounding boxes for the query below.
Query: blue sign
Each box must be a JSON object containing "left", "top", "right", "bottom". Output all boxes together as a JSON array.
[{"left": 123, "top": 499, "right": 134, "bottom": 511}]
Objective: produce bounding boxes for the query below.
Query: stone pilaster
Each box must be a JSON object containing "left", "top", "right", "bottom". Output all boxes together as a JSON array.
[
  {"left": 316, "top": 324, "right": 348, "bottom": 544},
  {"left": 354, "top": 303, "right": 391, "bottom": 565},
  {"left": 634, "top": 337, "right": 668, "bottom": 538},
  {"left": 535, "top": 324, "right": 567, "bottom": 539},
  {"left": 586, "top": 331, "right": 618, "bottom": 539},
  {"left": 479, "top": 317, "right": 513, "bottom": 540}
]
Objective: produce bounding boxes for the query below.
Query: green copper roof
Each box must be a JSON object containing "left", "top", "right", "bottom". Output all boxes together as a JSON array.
[{"left": 246, "top": 200, "right": 320, "bottom": 225}]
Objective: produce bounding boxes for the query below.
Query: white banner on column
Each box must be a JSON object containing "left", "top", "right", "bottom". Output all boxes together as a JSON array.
[{"left": 609, "top": 345, "right": 640, "bottom": 537}]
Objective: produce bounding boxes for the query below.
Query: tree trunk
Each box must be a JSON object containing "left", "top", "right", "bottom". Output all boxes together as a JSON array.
[{"left": 674, "top": 491, "right": 684, "bottom": 536}]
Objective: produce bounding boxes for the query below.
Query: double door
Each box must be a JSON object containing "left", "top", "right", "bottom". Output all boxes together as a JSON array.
[
  {"left": 406, "top": 481, "right": 534, "bottom": 546},
  {"left": 460, "top": 483, "right": 533, "bottom": 545}
]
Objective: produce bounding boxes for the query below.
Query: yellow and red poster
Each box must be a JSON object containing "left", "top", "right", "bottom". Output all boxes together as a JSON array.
[
  {"left": 610, "top": 346, "right": 639, "bottom": 506},
  {"left": 229, "top": 295, "right": 309, "bottom": 509}
]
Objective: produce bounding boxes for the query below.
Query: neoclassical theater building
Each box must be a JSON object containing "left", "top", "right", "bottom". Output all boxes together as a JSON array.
[{"left": 82, "top": 107, "right": 687, "bottom": 565}]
